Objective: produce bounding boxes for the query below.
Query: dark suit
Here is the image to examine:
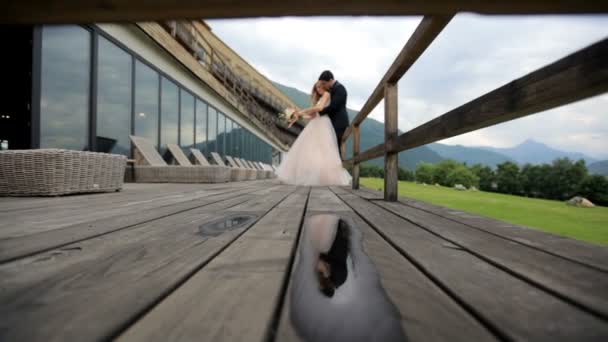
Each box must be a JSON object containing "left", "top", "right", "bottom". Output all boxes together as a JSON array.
[{"left": 319, "top": 81, "right": 349, "bottom": 153}]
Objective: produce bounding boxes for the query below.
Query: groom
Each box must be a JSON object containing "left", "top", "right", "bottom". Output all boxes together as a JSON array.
[{"left": 317, "top": 70, "right": 349, "bottom": 157}]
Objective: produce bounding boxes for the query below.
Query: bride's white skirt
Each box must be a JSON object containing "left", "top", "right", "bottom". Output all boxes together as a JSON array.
[{"left": 276, "top": 116, "right": 352, "bottom": 186}]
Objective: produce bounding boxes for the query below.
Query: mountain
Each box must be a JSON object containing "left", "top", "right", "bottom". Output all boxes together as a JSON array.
[
  {"left": 427, "top": 143, "right": 513, "bottom": 168},
  {"left": 589, "top": 160, "right": 608, "bottom": 176},
  {"left": 476, "top": 139, "right": 597, "bottom": 165},
  {"left": 273, "top": 82, "right": 443, "bottom": 170}
]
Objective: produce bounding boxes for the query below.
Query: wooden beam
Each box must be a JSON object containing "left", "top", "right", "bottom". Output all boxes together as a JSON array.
[
  {"left": 345, "top": 37, "right": 608, "bottom": 165},
  {"left": 352, "top": 125, "right": 360, "bottom": 189},
  {"left": 384, "top": 83, "right": 399, "bottom": 201},
  {"left": 3, "top": 1, "right": 608, "bottom": 24},
  {"left": 389, "top": 37, "right": 608, "bottom": 155},
  {"left": 342, "top": 15, "right": 452, "bottom": 142}
]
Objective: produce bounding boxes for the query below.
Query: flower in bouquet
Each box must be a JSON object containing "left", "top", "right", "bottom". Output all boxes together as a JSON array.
[{"left": 278, "top": 108, "right": 297, "bottom": 124}]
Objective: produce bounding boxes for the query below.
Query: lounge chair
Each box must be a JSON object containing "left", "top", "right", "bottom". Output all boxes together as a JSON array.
[
  {"left": 237, "top": 158, "right": 266, "bottom": 179},
  {"left": 130, "top": 136, "right": 230, "bottom": 183},
  {"left": 253, "top": 161, "right": 273, "bottom": 179},
  {"left": 166, "top": 144, "right": 193, "bottom": 166},
  {"left": 226, "top": 156, "right": 256, "bottom": 181},
  {"left": 210, "top": 152, "right": 249, "bottom": 181},
  {"left": 189, "top": 148, "right": 212, "bottom": 166}
]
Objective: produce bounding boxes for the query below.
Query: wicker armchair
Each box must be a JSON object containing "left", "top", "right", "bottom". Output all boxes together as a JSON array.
[{"left": 0, "top": 149, "right": 126, "bottom": 196}]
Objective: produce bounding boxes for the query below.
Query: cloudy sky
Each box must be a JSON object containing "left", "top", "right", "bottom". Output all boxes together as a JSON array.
[{"left": 207, "top": 14, "right": 608, "bottom": 159}]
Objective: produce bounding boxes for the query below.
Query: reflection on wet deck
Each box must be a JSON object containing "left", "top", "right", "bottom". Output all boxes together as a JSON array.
[
  {"left": 290, "top": 214, "right": 406, "bottom": 342},
  {"left": 1, "top": 181, "right": 607, "bottom": 342}
]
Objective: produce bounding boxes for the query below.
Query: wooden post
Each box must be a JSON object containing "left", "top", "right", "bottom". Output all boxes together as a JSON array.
[
  {"left": 384, "top": 82, "right": 398, "bottom": 201},
  {"left": 352, "top": 125, "right": 360, "bottom": 189}
]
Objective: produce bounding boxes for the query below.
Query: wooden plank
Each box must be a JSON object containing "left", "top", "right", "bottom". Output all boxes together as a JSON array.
[
  {"left": 356, "top": 185, "right": 608, "bottom": 273},
  {"left": 118, "top": 187, "right": 309, "bottom": 341},
  {"left": 0, "top": 185, "right": 295, "bottom": 341},
  {"left": 352, "top": 125, "right": 360, "bottom": 189},
  {"left": 0, "top": 182, "right": 218, "bottom": 213},
  {"left": 0, "top": 182, "right": 263, "bottom": 239},
  {"left": 0, "top": 182, "right": 271, "bottom": 263},
  {"left": 275, "top": 186, "right": 496, "bottom": 341},
  {"left": 335, "top": 189, "right": 608, "bottom": 340},
  {"left": 384, "top": 82, "right": 399, "bottom": 201},
  {"left": 3, "top": 1, "right": 608, "bottom": 24},
  {"left": 374, "top": 199, "right": 608, "bottom": 320},
  {"left": 343, "top": 16, "right": 451, "bottom": 141},
  {"left": 396, "top": 196, "right": 608, "bottom": 272},
  {"left": 305, "top": 187, "right": 350, "bottom": 212},
  {"left": 346, "top": 38, "right": 608, "bottom": 164}
]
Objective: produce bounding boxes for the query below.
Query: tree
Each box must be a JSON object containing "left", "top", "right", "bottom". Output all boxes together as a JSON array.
[
  {"left": 415, "top": 162, "right": 435, "bottom": 184},
  {"left": 363, "top": 164, "right": 384, "bottom": 178},
  {"left": 432, "top": 160, "right": 461, "bottom": 186},
  {"left": 446, "top": 165, "right": 479, "bottom": 188},
  {"left": 398, "top": 167, "right": 414, "bottom": 181},
  {"left": 470, "top": 164, "right": 495, "bottom": 191},
  {"left": 578, "top": 175, "right": 608, "bottom": 206},
  {"left": 520, "top": 164, "right": 544, "bottom": 197},
  {"left": 543, "top": 158, "right": 587, "bottom": 200},
  {"left": 495, "top": 161, "right": 521, "bottom": 194}
]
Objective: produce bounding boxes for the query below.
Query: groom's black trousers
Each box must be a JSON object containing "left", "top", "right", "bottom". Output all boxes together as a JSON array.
[{"left": 336, "top": 129, "right": 345, "bottom": 160}]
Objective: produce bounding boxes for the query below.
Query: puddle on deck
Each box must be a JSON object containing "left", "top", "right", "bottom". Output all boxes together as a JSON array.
[
  {"left": 289, "top": 214, "right": 407, "bottom": 342},
  {"left": 198, "top": 214, "right": 258, "bottom": 237}
]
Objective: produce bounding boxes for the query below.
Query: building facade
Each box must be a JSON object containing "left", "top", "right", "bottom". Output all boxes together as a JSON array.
[{"left": 0, "top": 23, "right": 291, "bottom": 165}]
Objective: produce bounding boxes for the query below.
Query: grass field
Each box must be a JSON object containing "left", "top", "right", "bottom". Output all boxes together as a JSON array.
[{"left": 361, "top": 177, "right": 608, "bottom": 245}]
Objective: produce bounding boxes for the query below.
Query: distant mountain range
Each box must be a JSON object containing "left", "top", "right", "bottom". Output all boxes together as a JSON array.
[
  {"left": 475, "top": 139, "right": 597, "bottom": 165},
  {"left": 589, "top": 160, "right": 608, "bottom": 176},
  {"left": 273, "top": 82, "right": 606, "bottom": 173}
]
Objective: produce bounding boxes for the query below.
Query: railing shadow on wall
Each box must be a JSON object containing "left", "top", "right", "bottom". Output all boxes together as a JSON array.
[{"left": 340, "top": 15, "right": 608, "bottom": 201}]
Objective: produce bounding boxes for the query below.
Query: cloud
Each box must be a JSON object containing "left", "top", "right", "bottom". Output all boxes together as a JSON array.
[{"left": 207, "top": 14, "right": 608, "bottom": 159}]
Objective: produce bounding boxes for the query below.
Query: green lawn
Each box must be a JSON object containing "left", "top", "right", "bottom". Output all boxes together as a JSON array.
[{"left": 361, "top": 177, "right": 608, "bottom": 245}]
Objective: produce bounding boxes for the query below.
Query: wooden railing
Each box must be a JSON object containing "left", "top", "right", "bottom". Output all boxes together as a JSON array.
[
  {"left": 162, "top": 20, "right": 301, "bottom": 146},
  {"left": 341, "top": 15, "right": 608, "bottom": 201}
]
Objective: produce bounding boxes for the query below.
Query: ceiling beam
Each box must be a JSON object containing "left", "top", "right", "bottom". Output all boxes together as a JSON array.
[{"left": 3, "top": 0, "right": 608, "bottom": 24}]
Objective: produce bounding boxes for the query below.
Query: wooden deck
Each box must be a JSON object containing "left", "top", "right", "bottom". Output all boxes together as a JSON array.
[{"left": 1, "top": 180, "right": 607, "bottom": 341}]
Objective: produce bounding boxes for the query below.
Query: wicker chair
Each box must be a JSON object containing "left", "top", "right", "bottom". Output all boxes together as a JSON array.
[
  {"left": 0, "top": 149, "right": 126, "bottom": 196},
  {"left": 130, "top": 136, "right": 230, "bottom": 183},
  {"left": 210, "top": 152, "right": 249, "bottom": 182}
]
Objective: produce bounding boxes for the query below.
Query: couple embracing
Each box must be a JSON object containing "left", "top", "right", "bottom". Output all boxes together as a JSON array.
[{"left": 276, "top": 70, "right": 352, "bottom": 186}]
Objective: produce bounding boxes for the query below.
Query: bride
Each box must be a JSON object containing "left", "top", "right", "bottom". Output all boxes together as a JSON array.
[{"left": 275, "top": 81, "right": 352, "bottom": 186}]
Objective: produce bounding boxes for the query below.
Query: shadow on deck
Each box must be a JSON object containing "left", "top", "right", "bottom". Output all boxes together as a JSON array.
[{"left": 1, "top": 180, "right": 607, "bottom": 341}]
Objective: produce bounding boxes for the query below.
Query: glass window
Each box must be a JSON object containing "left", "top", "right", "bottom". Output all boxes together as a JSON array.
[
  {"left": 217, "top": 112, "right": 225, "bottom": 156},
  {"left": 40, "top": 25, "right": 91, "bottom": 150},
  {"left": 225, "top": 119, "right": 233, "bottom": 157},
  {"left": 195, "top": 99, "right": 207, "bottom": 153},
  {"left": 134, "top": 61, "right": 159, "bottom": 145},
  {"left": 241, "top": 130, "right": 249, "bottom": 159},
  {"left": 180, "top": 90, "right": 195, "bottom": 149},
  {"left": 247, "top": 131, "right": 252, "bottom": 161},
  {"left": 160, "top": 77, "right": 179, "bottom": 157},
  {"left": 234, "top": 124, "right": 241, "bottom": 158},
  {"left": 96, "top": 35, "right": 131, "bottom": 155},
  {"left": 207, "top": 107, "right": 217, "bottom": 155}
]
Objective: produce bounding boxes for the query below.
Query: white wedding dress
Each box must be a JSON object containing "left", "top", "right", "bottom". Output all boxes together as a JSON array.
[{"left": 276, "top": 112, "right": 352, "bottom": 186}]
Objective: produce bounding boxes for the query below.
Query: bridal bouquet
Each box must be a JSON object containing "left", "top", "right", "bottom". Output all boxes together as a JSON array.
[
  {"left": 279, "top": 108, "right": 302, "bottom": 128},
  {"left": 278, "top": 108, "right": 296, "bottom": 123}
]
